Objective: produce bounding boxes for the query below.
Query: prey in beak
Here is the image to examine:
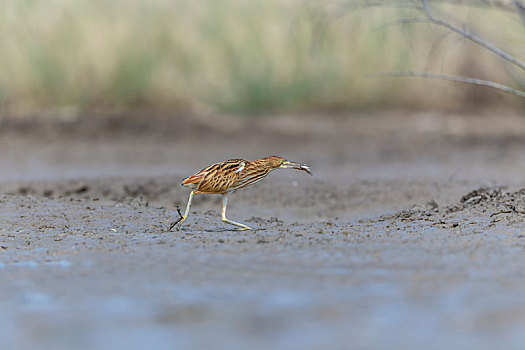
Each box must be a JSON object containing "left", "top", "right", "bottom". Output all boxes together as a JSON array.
[{"left": 280, "top": 160, "right": 313, "bottom": 175}]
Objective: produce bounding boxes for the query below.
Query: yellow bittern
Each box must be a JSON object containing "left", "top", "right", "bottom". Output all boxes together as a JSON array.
[{"left": 169, "top": 156, "right": 312, "bottom": 231}]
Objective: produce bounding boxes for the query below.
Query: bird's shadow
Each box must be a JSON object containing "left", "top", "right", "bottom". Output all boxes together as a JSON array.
[
  {"left": 165, "top": 207, "right": 264, "bottom": 233},
  {"left": 202, "top": 227, "right": 264, "bottom": 233},
  {"left": 164, "top": 226, "right": 264, "bottom": 233}
]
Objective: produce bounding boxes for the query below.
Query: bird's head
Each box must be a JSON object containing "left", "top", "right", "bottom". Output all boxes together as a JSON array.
[{"left": 263, "top": 156, "right": 312, "bottom": 175}]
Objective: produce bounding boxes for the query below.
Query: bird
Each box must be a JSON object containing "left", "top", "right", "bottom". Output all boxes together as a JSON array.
[{"left": 169, "top": 156, "right": 312, "bottom": 231}]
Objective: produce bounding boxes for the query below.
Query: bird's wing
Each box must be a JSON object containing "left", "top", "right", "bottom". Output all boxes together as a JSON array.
[
  {"left": 222, "top": 160, "right": 245, "bottom": 174},
  {"left": 229, "top": 161, "right": 271, "bottom": 191},
  {"left": 188, "top": 159, "right": 247, "bottom": 194}
]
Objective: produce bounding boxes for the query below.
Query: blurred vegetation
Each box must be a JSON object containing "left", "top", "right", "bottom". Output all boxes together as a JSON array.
[{"left": 0, "top": 0, "right": 523, "bottom": 116}]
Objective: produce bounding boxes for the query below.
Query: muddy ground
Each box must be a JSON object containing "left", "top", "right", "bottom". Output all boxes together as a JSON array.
[{"left": 2, "top": 111, "right": 525, "bottom": 349}]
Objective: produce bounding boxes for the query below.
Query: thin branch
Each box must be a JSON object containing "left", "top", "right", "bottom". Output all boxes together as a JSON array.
[
  {"left": 336, "top": 0, "right": 421, "bottom": 12},
  {"left": 420, "top": 0, "right": 525, "bottom": 71},
  {"left": 503, "top": 62, "right": 525, "bottom": 89},
  {"left": 372, "top": 18, "right": 430, "bottom": 32},
  {"left": 424, "top": 31, "right": 453, "bottom": 71},
  {"left": 515, "top": 1, "right": 525, "bottom": 28},
  {"left": 326, "top": 1, "right": 421, "bottom": 22},
  {"left": 367, "top": 71, "right": 525, "bottom": 98},
  {"left": 340, "top": 0, "right": 517, "bottom": 12}
]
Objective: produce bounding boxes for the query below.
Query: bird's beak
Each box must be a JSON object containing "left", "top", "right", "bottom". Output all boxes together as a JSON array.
[{"left": 280, "top": 160, "right": 313, "bottom": 175}]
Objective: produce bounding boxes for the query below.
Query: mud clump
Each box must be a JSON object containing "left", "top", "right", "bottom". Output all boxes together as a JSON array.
[
  {"left": 383, "top": 187, "right": 525, "bottom": 231},
  {"left": 452, "top": 186, "right": 525, "bottom": 217},
  {"left": 460, "top": 187, "right": 504, "bottom": 205}
]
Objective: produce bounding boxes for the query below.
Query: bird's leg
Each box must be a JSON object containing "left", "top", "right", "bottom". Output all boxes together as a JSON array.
[
  {"left": 169, "top": 191, "right": 194, "bottom": 231},
  {"left": 221, "top": 193, "right": 252, "bottom": 231}
]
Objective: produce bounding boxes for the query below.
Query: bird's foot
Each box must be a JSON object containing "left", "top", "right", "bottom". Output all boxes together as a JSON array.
[
  {"left": 235, "top": 225, "right": 252, "bottom": 231},
  {"left": 222, "top": 218, "right": 252, "bottom": 231},
  {"left": 168, "top": 207, "right": 186, "bottom": 231}
]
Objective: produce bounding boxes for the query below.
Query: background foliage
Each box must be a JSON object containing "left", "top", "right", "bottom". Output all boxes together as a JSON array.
[{"left": 0, "top": 0, "right": 523, "bottom": 115}]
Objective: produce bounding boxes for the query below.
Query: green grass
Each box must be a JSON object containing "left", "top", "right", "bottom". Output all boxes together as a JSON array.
[{"left": 0, "top": 0, "right": 523, "bottom": 116}]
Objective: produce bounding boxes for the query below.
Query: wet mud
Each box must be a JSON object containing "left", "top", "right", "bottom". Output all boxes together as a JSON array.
[{"left": 3, "top": 112, "right": 525, "bottom": 349}]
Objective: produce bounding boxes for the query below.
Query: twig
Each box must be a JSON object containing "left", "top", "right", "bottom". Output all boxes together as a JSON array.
[
  {"left": 515, "top": 1, "right": 525, "bottom": 28},
  {"left": 490, "top": 210, "right": 513, "bottom": 217},
  {"left": 372, "top": 18, "right": 430, "bottom": 31},
  {"left": 339, "top": 0, "right": 516, "bottom": 12},
  {"left": 367, "top": 71, "right": 525, "bottom": 98},
  {"left": 420, "top": 0, "right": 525, "bottom": 71}
]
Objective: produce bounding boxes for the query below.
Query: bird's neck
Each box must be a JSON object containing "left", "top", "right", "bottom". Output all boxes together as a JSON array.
[{"left": 251, "top": 159, "right": 275, "bottom": 170}]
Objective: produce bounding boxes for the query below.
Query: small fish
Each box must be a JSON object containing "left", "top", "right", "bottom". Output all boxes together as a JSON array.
[{"left": 293, "top": 164, "right": 312, "bottom": 176}]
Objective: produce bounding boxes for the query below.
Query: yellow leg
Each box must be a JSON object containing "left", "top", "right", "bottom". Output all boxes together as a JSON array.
[
  {"left": 221, "top": 193, "right": 251, "bottom": 230},
  {"left": 169, "top": 191, "right": 194, "bottom": 231}
]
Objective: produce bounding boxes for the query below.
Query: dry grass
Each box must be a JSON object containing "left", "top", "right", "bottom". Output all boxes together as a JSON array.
[{"left": 0, "top": 0, "right": 523, "bottom": 116}]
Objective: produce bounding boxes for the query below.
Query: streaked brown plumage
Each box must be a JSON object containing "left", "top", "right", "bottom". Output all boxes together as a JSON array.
[{"left": 169, "top": 156, "right": 312, "bottom": 231}]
